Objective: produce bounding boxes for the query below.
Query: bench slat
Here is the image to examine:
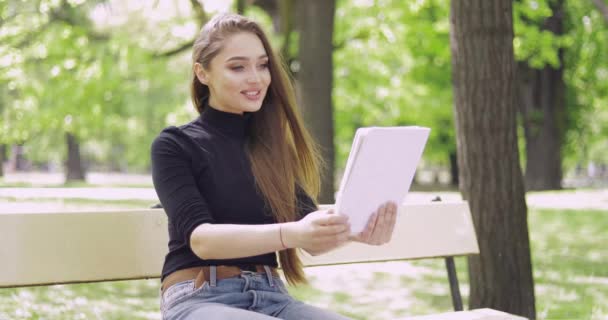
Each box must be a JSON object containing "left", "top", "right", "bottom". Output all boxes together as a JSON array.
[
  {"left": 305, "top": 202, "right": 478, "bottom": 266},
  {"left": 0, "top": 201, "right": 478, "bottom": 288},
  {"left": 0, "top": 210, "right": 166, "bottom": 287}
]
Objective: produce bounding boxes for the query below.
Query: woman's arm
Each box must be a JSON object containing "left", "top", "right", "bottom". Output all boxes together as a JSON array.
[{"left": 189, "top": 209, "right": 351, "bottom": 260}]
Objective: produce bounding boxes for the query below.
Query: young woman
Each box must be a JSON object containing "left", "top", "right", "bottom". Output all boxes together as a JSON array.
[{"left": 151, "top": 13, "right": 397, "bottom": 320}]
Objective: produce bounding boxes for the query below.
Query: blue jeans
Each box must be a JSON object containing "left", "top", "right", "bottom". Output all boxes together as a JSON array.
[{"left": 160, "top": 269, "right": 352, "bottom": 320}]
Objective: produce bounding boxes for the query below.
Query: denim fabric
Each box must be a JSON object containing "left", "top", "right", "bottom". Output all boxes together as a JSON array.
[{"left": 160, "top": 271, "right": 352, "bottom": 320}]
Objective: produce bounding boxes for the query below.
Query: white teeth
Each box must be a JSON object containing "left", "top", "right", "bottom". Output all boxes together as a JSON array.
[{"left": 244, "top": 91, "right": 259, "bottom": 96}]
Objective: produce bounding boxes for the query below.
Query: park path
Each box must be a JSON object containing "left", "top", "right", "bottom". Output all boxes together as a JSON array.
[
  {"left": 1, "top": 187, "right": 607, "bottom": 213},
  {"left": 1, "top": 172, "right": 607, "bottom": 212}
]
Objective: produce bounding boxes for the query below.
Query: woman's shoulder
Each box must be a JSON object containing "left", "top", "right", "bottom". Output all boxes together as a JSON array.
[{"left": 151, "top": 118, "right": 207, "bottom": 153}]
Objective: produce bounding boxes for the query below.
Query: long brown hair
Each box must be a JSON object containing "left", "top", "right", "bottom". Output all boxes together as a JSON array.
[{"left": 190, "top": 13, "right": 322, "bottom": 285}]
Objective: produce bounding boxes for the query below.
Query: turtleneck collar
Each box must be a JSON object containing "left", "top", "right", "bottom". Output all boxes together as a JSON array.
[{"left": 198, "top": 98, "right": 252, "bottom": 140}]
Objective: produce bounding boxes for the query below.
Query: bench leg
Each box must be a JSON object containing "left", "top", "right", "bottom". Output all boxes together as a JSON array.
[{"left": 445, "top": 257, "right": 463, "bottom": 311}]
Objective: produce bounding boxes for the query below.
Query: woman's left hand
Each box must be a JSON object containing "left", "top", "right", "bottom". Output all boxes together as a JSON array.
[{"left": 349, "top": 201, "right": 398, "bottom": 245}]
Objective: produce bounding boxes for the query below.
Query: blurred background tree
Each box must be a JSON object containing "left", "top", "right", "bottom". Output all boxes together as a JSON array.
[{"left": 1, "top": 0, "right": 606, "bottom": 190}]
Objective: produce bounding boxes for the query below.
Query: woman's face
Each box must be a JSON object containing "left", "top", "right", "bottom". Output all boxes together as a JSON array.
[{"left": 195, "top": 32, "right": 271, "bottom": 115}]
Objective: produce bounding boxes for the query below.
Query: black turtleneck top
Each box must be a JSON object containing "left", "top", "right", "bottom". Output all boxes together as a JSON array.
[{"left": 151, "top": 105, "right": 317, "bottom": 281}]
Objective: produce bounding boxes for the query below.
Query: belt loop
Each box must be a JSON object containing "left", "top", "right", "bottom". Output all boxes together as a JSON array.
[
  {"left": 210, "top": 265, "right": 217, "bottom": 287},
  {"left": 263, "top": 265, "right": 275, "bottom": 287}
]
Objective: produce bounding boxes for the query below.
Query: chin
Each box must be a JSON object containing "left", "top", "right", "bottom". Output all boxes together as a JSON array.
[{"left": 241, "top": 100, "right": 264, "bottom": 113}]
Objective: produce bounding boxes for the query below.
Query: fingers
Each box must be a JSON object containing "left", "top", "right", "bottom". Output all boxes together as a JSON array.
[
  {"left": 312, "top": 211, "right": 349, "bottom": 226},
  {"left": 359, "top": 210, "right": 378, "bottom": 242},
  {"left": 307, "top": 211, "right": 351, "bottom": 236},
  {"left": 316, "top": 223, "right": 350, "bottom": 236},
  {"left": 314, "top": 229, "right": 350, "bottom": 245},
  {"left": 385, "top": 202, "right": 398, "bottom": 241},
  {"left": 368, "top": 203, "right": 388, "bottom": 245},
  {"left": 376, "top": 201, "right": 397, "bottom": 244},
  {"left": 307, "top": 222, "right": 351, "bottom": 253},
  {"left": 358, "top": 201, "right": 398, "bottom": 246}
]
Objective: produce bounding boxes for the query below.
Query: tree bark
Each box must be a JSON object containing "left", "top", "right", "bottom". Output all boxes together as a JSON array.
[
  {"left": 14, "top": 144, "right": 28, "bottom": 171},
  {"left": 236, "top": 0, "right": 246, "bottom": 14},
  {"left": 449, "top": 1, "right": 536, "bottom": 318},
  {"left": 0, "top": 144, "right": 5, "bottom": 177},
  {"left": 449, "top": 151, "right": 459, "bottom": 187},
  {"left": 296, "top": 0, "right": 336, "bottom": 203},
  {"left": 65, "top": 132, "right": 86, "bottom": 181},
  {"left": 519, "top": 0, "right": 565, "bottom": 191}
]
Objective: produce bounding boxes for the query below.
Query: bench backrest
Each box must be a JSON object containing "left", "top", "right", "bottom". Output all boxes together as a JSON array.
[{"left": 0, "top": 201, "right": 478, "bottom": 288}]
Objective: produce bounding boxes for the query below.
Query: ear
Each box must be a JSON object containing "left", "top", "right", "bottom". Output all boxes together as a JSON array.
[{"left": 194, "top": 63, "right": 209, "bottom": 85}]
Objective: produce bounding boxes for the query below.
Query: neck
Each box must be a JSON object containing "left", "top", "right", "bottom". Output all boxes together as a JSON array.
[
  {"left": 208, "top": 97, "right": 244, "bottom": 115},
  {"left": 198, "top": 98, "right": 250, "bottom": 140}
]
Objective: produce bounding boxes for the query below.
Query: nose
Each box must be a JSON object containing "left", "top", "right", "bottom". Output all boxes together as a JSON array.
[{"left": 247, "top": 69, "right": 261, "bottom": 84}]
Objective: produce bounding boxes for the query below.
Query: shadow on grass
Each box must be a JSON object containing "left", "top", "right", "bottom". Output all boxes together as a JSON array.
[
  {"left": 407, "top": 208, "right": 608, "bottom": 320},
  {"left": 0, "top": 279, "right": 160, "bottom": 320}
]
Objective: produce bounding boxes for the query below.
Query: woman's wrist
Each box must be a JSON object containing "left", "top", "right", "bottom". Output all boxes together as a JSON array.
[{"left": 280, "top": 222, "right": 299, "bottom": 249}]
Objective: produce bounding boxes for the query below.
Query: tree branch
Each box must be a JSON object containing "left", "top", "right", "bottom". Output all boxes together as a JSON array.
[
  {"left": 152, "top": 0, "right": 207, "bottom": 57},
  {"left": 236, "top": 0, "right": 246, "bottom": 14},
  {"left": 153, "top": 40, "right": 195, "bottom": 57},
  {"left": 278, "top": 0, "right": 294, "bottom": 59},
  {"left": 190, "top": 0, "right": 208, "bottom": 26},
  {"left": 48, "top": 1, "right": 110, "bottom": 41}
]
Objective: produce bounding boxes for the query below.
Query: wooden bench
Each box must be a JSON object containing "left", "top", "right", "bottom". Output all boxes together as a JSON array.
[{"left": 0, "top": 201, "right": 526, "bottom": 319}]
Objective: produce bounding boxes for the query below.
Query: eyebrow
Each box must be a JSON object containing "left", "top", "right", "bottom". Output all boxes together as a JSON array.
[{"left": 225, "top": 54, "right": 268, "bottom": 62}]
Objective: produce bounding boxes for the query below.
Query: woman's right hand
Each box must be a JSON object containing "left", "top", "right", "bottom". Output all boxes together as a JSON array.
[{"left": 283, "top": 209, "right": 350, "bottom": 255}]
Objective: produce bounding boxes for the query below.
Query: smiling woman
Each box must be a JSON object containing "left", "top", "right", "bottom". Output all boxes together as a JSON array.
[
  {"left": 193, "top": 32, "right": 271, "bottom": 114},
  {"left": 150, "top": 13, "right": 397, "bottom": 320}
]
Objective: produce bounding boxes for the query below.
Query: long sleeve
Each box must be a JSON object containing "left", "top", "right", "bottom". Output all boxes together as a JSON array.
[{"left": 151, "top": 129, "right": 215, "bottom": 244}]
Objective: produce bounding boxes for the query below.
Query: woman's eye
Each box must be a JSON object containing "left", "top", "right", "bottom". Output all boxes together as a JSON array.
[
  {"left": 230, "top": 66, "right": 244, "bottom": 71},
  {"left": 258, "top": 63, "right": 269, "bottom": 69}
]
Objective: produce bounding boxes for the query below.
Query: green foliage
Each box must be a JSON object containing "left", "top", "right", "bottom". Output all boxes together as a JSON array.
[
  {"left": 0, "top": 0, "right": 193, "bottom": 170},
  {"left": 332, "top": 0, "right": 607, "bottom": 176},
  {"left": 333, "top": 0, "right": 454, "bottom": 171},
  {"left": 513, "top": 0, "right": 608, "bottom": 168},
  {"left": 561, "top": 0, "right": 608, "bottom": 166},
  {"left": 1, "top": 0, "right": 606, "bottom": 174},
  {"left": 513, "top": 0, "right": 565, "bottom": 68}
]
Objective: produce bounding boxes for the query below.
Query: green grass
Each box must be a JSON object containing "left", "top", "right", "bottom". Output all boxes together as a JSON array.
[
  {"left": 530, "top": 209, "right": 608, "bottom": 319},
  {"left": 0, "top": 208, "right": 606, "bottom": 319}
]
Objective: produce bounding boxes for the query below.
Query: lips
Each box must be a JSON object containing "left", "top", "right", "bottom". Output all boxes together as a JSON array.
[{"left": 241, "top": 89, "right": 262, "bottom": 100}]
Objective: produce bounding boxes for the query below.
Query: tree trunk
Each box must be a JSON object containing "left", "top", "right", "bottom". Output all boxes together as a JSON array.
[
  {"left": 296, "top": 0, "right": 336, "bottom": 203},
  {"left": 65, "top": 132, "right": 86, "bottom": 181},
  {"left": 252, "top": 0, "right": 295, "bottom": 60},
  {"left": 449, "top": 151, "right": 459, "bottom": 187},
  {"left": 449, "top": 1, "right": 536, "bottom": 319},
  {"left": 236, "top": 0, "right": 245, "bottom": 14},
  {"left": 519, "top": 1, "right": 565, "bottom": 191},
  {"left": 0, "top": 144, "right": 5, "bottom": 177},
  {"left": 14, "top": 144, "right": 28, "bottom": 171}
]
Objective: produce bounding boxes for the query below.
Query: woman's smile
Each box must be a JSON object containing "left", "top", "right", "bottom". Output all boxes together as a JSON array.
[{"left": 242, "top": 89, "right": 262, "bottom": 100}]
